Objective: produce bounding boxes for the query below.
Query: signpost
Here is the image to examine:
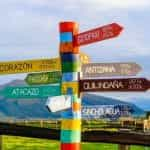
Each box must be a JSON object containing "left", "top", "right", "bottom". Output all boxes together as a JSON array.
[
  {"left": 46, "top": 95, "right": 72, "bottom": 112},
  {"left": 79, "top": 78, "right": 150, "bottom": 92},
  {"left": 82, "top": 62, "right": 141, "bottom": 78},
  {"left": 1, "top": 20, "right": 149, "bottom": 150},
  {"left": 1, "top": 85, "right": 61, "bottom": 98},
  {"left": 74, "top": 23, "right": 123, "bottom": 46},
  {"left": 25, "top": 71, "right": 61, "bottom": 85},
  {"left": 0, "top": 58, "right": 60, "bottom": 75},
  {"left": 59, "top": 22, "right": 81, "bottom": 150}
]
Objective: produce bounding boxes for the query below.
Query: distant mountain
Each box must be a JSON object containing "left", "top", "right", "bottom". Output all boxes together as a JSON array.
[
  {"left": 82, "top": 94, "right": 145, "bottom": 117},
  {"left": 0, "top": 80, "right": 145, "bottom": 120},
  {"left": 129, "top": 98, "right": 150, "bottom": 111}
]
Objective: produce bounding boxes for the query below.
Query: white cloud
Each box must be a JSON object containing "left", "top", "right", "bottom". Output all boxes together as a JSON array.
[
  {"left": 5, "top": 0, "right": 149, "bottom": 11},
  {"left": 26, "top": 0, "right": 150, "bottom": 11},
  {"left": 85, "top": 0, "right": 150, "bottom": 9}
]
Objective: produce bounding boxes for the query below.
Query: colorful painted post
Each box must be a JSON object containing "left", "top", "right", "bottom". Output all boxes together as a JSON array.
[{"left": 59, "top": 22, "right": 81, "bottom": 150}]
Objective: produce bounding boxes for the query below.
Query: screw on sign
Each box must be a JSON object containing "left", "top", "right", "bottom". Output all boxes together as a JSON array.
[
  {"left": 79, "top": 78, "right": 150, "bottom": 92},
  {"left": 74, "top": 23, "right": 123, "bottom": 46}
]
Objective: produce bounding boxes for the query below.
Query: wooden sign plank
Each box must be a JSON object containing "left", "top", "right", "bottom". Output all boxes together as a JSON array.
[
  {"left": 0, "top": 58, "right": 60, "bottom": 75},
  {"left": 82, "top": 62, "right": 141, "bottom": 78},
  {"left": 46, "top": 95, "right": 72, "bottom": 112},
  {"left": 79, "top": 78, "right": 150, "bottom": 92},
  {"left": 25, "top": 71, "right": 61, "bottom": 85},
  {"left": 1, "top": 85, "right": 61, "bottom": 98},
  {"left": 74, "top": 23, "right": 123, "bottom": 46}
]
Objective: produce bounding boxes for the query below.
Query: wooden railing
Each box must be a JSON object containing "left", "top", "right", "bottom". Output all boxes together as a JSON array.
[{"left": 0, "top": 122, "right": 150, "bottom": 150}]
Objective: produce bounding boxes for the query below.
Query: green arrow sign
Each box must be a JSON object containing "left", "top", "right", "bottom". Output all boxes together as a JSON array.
[
  {"left": 1, "top": 85, "right": 61, "bottom": 98},
  {"left": 25, "top": 71, "right": 61, "bottom": 85}
]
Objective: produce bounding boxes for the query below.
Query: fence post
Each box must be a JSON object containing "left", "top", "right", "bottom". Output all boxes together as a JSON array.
[
  {"left": 55, "top": 120, "right": 57, "bottom": 129},
  {"left": 118, "top": 144, "right": 130, "bottom": 150},
  {"left": 0, "top": 135, "right": 2, "bottom": 150},
  {"left": 25, "top": 120, "right": 28, "bottom": 126},
  {"left": 40, "top": 120, "right": 43, "bottom": 128}
]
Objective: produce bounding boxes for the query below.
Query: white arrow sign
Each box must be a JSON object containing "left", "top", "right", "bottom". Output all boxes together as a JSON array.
[{"left": 46, "top": 95, "right": 72, "bottom": 112}]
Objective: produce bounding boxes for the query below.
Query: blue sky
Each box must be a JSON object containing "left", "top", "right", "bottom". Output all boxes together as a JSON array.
[{"left": 0, "top": 0, "right": 150, "bottom": 109}]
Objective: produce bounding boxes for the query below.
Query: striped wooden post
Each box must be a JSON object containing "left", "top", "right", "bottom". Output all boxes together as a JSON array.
[{"left": 59, "top": 22, "right": 81, "bottom": 150}]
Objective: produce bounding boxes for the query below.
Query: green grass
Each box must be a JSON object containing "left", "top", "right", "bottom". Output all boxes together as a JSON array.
[
  {"left": 2, "top": 136, "right": 59, "bottom": 150},
  {"left": 1, "top": 135, "right": 150, "bottom": 150}
]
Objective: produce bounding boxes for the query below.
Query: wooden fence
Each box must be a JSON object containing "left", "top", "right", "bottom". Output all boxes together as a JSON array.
[{"left": 1, "top": 120, "right": 150, "bottom": 150}]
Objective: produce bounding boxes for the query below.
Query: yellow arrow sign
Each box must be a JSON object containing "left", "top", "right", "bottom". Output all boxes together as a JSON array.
[
  {"left": 0, "top": 58, "right": 60, "bottom": 75},
  {"left": 0, "top": 53, "right": 88, "bottom": 75},
  {"left": 80, "top": 52, "right": 90, "bottom": 64}
]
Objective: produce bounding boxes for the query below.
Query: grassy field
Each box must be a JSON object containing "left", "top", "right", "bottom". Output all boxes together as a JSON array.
[{"left": 1, "top": 135, "right": 150, "bottom": 150}]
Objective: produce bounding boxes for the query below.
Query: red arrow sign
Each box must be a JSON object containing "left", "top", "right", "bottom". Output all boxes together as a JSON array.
[
  {"left": 79, "top": 78, "right": 150, "bottom": 92},
  {"left": 74, "top": 23, "right": 123, "bottom": 46}
]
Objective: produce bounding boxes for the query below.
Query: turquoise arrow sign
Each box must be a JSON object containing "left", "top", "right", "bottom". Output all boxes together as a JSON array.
[{"left": 1, "top": 85, "right": 61, "bottom": 98}]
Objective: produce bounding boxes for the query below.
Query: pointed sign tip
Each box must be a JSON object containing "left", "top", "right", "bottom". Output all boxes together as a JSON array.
[
  {"left": 148, "top": 80, "right": 150, "bottom": 89},
  {"left": 119, "top": 25, "right": 124, "bottom": 32},
  {"left": 113, "top": 23, "right": 124, "bottom": 33},
  {"left": 136, "top": 63, "right": 142, "bottom": 72}
]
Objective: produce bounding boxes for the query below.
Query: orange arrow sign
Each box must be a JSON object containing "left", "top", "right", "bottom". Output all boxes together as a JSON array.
[{"left": 74, "top": 23, "right": 123, "bottom": 46}]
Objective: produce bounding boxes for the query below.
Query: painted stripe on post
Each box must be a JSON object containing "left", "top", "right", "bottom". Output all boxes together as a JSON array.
[
  {"left": 60, "top": 42, "right": 73, "bottom": 52},
  {"left": 61, "top": 119, "right": 81, "bottom": 130},
  {"left": 62, "top": 72, "right": 78, "bottom": 82},
  {"left": 60, "top": 32, "right": 73, "bottom": 42},
  {"left": 72, "top": 95, "right": 81, "bottom": 103},
  {"left": 62, "top": 62, "right": 80, "bottom": 72},
  {"left": 61, "top": 53, "right": 79, "bottom": 62},
  {"left": 59, "top": 22, "right": 78, "bottom": 34},
  {"left": 61, "top": 130, "right": 81, "bottom": 143},
  {"left": 61, "top": 111, "right": 81, "bottom": 119},
  {"left": 61, "top": 82, "right": 78, "bottom": 95},
  {"left": 72, "top": 102, "right": 81, "bottom": 111},
  {"left": 61, "top": 143, "right": 80, "bottom": 150},
  {"left": 60, "top": 42, "right": 79, "bottom": 53}
]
